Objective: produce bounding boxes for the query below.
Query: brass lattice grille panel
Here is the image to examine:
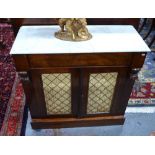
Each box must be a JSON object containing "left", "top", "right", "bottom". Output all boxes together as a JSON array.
[
  {"left": 42, "top": 73, "right": 71, "bottom": 115},
  {"left": 87, "top": 72, "right": 118, "bottom": 114}
]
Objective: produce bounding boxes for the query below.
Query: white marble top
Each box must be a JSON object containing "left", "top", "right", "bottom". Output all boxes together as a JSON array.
[{"left": 10, "top": 25, "right": 150, "bottom": 55}]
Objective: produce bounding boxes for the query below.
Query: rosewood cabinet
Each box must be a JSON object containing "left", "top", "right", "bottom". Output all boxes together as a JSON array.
[{"left": 10, "top": 25, "right": 150, "bottom": 129}]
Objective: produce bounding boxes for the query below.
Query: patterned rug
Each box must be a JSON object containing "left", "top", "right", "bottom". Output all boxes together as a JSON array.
[
  {"left": 128, "top": 19, "right": 155, "bottom": 105},
  {"left": 0, "top": 23, "right": 26, "bottom": 135},
  {"left": 129, "top": 52, "right": 155, "bottom": 105},
  {"left": 0, "top": 74, "right": 26, "bottom": 135}
]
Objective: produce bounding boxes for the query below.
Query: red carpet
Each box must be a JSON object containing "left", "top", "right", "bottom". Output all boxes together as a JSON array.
[
  {"left": 0, "top": 23, "right": 27, "bottom": 135},
  {"left": 0, "top": 74, "right": 26, "bottom": 135},
  {"left": 129, "top": 80, "right": 155, "bottom": 105}
]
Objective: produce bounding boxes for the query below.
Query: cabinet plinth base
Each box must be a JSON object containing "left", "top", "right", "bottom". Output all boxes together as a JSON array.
[{"left": 31, "top": 115, "right": 125, "bottom": 129}]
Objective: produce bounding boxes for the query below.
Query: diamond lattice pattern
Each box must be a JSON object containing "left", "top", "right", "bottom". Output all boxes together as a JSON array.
[
  {"left": 87, "top": 72, "right": 118, "bottom": 114},
  {"left": 42, "top": 73, "right": 71, "bottom": 115}
]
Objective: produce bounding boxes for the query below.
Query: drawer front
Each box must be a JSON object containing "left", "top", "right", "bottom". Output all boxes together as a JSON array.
[
  {"left": 12, "top": 55, "right": 29, "bottom": 71},
  {"left": 28, "top": 53, "right": 133, "bottom": 68}
]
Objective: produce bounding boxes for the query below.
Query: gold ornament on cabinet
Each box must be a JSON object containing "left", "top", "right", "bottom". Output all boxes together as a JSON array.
[{"left": 55, "top": 18, "right": 92, "bottom": 41}]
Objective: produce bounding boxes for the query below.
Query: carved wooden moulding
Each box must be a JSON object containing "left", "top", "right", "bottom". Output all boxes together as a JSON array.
[{"left": 55, "top": 18, "right": 92, "bottom": 41}]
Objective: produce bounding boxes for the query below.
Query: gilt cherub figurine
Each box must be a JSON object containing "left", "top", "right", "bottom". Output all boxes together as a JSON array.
[{"left": 55, "top": 18, "right": 92, "bottom": 41}]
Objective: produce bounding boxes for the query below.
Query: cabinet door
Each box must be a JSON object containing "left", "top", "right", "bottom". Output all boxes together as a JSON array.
[
  {"left": 80, "top": 67, "right": 134, "bottom": 117},
  {"left": 29, "top": 68, "right": 80, "bottom": 118}
]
